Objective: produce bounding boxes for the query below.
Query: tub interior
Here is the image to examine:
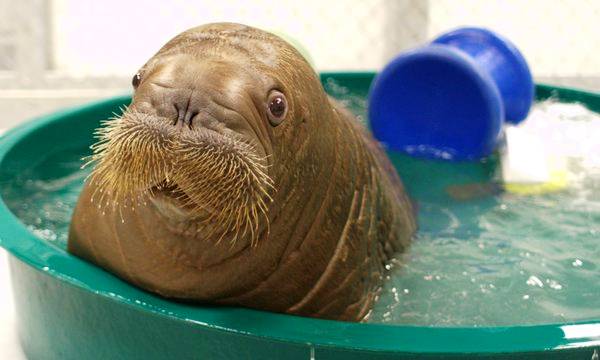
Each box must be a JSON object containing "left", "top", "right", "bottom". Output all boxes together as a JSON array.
[{"left": 1, "top": 73, "right": 599, "bottom": 329}]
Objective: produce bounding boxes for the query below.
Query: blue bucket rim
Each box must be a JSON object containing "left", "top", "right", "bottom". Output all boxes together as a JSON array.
[{"left": 433, "top": 27, "right": 535, "bottom": 123}]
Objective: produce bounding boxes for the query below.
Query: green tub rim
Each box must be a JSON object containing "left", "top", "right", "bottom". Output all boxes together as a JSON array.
[{"left": 1, "top": 71, "right": 599, "bottom": 356}]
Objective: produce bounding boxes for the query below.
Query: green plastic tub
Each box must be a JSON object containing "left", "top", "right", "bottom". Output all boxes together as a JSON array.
[{"left": 0, "top": 72, "right": 599, "bottom": 359}]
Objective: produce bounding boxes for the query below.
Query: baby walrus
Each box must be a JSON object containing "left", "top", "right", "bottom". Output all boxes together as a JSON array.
[{"left": 68, "top": 23, "right": 416, "bottom": 321}]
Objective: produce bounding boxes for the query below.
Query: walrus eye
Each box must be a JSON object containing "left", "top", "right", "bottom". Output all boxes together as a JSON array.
[
  {"left": 132, "top": 72, "right": 142, "bottom": 89},
  {"left": 267, "top": 90, "right": 287, "bottom": 126}
]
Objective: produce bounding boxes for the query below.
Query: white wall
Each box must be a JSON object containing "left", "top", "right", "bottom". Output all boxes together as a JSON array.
[
  {"left": 51, "top": 0, "right": 427, "bottom": 76},
  {"left": 428, "top": 0, "right": 600, "bottom": 77},
  {"left": 50, "top": 0, "right": 599, "bottom": 77}
]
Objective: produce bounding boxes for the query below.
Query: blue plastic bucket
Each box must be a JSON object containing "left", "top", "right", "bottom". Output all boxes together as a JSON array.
[{"left": 369, "top": 28, "right": 534, "bottom": 160}]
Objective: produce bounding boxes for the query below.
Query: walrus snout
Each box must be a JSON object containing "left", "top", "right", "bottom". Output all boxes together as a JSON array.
[{"left": 130, "top": 56, "right": 270, "bottom": 161}]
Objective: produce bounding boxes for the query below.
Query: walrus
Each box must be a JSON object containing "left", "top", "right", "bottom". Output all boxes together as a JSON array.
[{"left": 68, "top": 23, "right": 416, "bottom": 321}]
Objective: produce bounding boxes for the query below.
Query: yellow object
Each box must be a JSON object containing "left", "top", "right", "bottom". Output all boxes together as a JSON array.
[
  {"left": 503, "top": 168, "right": 568, "bottom": 195},
  {"left": 501, "top": 126, "right": 569, "bottom": 196}
]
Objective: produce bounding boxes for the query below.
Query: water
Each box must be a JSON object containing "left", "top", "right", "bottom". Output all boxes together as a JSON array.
[
  {"left": 365, "top": 100, "right": 600, "bottom": 326},
  {"left": 2, "top": 85, "right": 600, "bottom": 327},
  {"left": 2, "top": 147, "right": 89, "bottom": 247}
]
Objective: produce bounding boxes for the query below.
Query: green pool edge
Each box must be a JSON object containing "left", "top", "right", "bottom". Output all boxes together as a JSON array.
[{"left": 0, "top": 72, "right": 599, "bottom": 359}]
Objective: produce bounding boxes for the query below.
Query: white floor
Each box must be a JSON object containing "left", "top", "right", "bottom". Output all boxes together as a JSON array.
[
  {"left": 0, "top": 250, "right": 27, "bottom": 360},
  {"left": 0, "top": 127, "right": 26, "bottom": 358}
]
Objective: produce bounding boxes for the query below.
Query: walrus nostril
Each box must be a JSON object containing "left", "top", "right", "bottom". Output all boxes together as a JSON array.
[
  {"left": 172, "top": 97, "right": 199, "bottom": 128},
  {"left": 188, "top": 111, "right": 199, "bottom": 128},
  {"left": 172, "top": 104, "right": 180, "bottom": 126}
]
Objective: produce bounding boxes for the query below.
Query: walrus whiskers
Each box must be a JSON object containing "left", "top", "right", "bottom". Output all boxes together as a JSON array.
[
  {"left": 173, "top": 130, "right": 273, "bottom": 246},
  {"left": 88, "top": 111, "right": 174, "bottom": 204},
  {"left": 87, "top": 109, "right": 273, "bottom": 245}
]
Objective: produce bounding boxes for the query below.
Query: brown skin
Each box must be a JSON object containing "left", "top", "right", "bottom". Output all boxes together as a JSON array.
[{"left": 68, "top": 23, "right": 416, "bottom": 321}]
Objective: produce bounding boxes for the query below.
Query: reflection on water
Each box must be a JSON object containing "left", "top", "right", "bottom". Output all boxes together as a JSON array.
[{"left": 2, "top": 83, "right": 600, "bottom": 326}]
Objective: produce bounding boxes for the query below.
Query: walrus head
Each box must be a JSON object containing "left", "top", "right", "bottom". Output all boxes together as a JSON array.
[{"left": 89, "top": 23, "right": 329, "bottom": 247}]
